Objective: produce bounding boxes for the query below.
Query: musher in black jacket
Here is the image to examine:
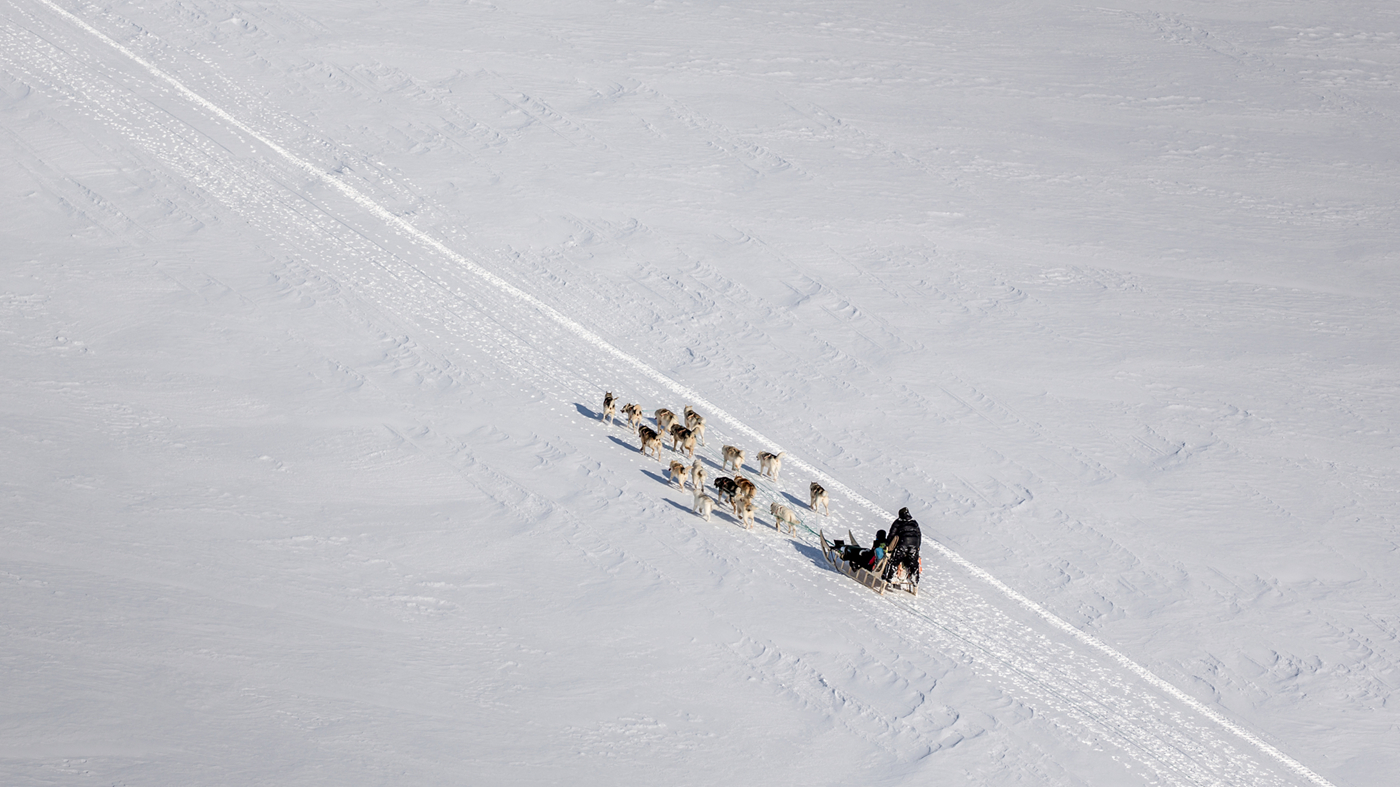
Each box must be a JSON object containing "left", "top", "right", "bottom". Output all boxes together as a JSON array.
[{"left": 883, "top": 507, "right": 921, "bottom": 587}]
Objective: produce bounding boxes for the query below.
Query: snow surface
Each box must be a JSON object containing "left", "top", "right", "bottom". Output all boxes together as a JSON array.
[{"left": 2, "top": 0, "right": 1398, "bottom": 784}]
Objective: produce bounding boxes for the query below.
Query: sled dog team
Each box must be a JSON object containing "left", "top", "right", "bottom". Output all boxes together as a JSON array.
[{"left": 601, "top": 392, "right": 829, "bottom": 533}]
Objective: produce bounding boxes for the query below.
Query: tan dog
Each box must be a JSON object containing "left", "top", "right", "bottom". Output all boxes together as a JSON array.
[
  {"left": 809, "top": 482, "right": 830, "bottom": 516},
  {"left": 638, "top": 425, "right": 662, "bottom": 460},
  {"left": 738, "top": 500, "right": 757, "bottom": 530},
  {"left": 669, "top": 460, "right": 689, "bottom": 489},
  {"left": 655, "top": 408, "right": 678, "bottom": 434},
  {"left": 757, "top": 450, "right": 786, "bottom": 481},
  {"left": 721, "top": 444, "right": 746, "bottom": 472},
  {"left": 602, "top": 392, "right": 616, "bottom": 425},
  {"left": 622, "top": 403, "right": 643, "bottom": 432},
  {"left": 770, "top": 502, "right": 800, "bottom": 535}
]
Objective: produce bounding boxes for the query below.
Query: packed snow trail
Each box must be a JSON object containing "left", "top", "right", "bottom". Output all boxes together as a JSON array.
[{"left": 0, "top": 2, "right": 1342, "bottom": 785}]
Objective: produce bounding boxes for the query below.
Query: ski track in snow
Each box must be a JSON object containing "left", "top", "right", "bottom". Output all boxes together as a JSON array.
[{"left": 0, "top": 2, "right": 1345, "bottom": 785}]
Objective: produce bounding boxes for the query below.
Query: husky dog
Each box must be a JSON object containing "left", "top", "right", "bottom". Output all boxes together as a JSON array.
[
  {"left": 757, "top": 450, "right": 786, "bottom": 481},
  {"left": 693, "top": 489, "right": 716, "bottom": 521},
  {"left": 732, "top": 476, "right": 757, "bottom": 516},
  {"left": 713, "top": 477, "right": 739, "bottom": 508},
  {"left": 655, "top": 408, "right": 678, "bottom": 434},
  {"left": 770, "top": 502, "right": 800, "bottom": 535},
  {"left": 721, "top": 445, "right": 746, "bottom": 472},
  {"left": 688, "top": 419, "right": 707, "bottom": 446},
  {"left": 638, "top": 425, "right": 662, "bottom": 460},
  {"left": 602, "top": 392, "right": 617, "bottom": 425},
  {"left": 669, "top": 425, "right": 696, "bottom": 458},
  {"left": 690, "top": 460, "right": 708, "bottom": 492},
  {"left": 738, "top": 500, "right": 757, "bottom": 530},
  {"left": 669, "top": 460, "right": 689, "bottom": 489},
  {"left": 684, "top": 406, "right": 705, "bottom": 428},
  {"left": 809, "top": 482, "right": 830, "bottom": 516},
  {"left": 622, "top": 403, "right": 643, "bottom": 432}
]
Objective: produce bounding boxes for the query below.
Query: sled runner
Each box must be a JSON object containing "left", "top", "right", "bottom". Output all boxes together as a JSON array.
[{"left": 820, "top": 529, "right": 890, "bottom": 595}]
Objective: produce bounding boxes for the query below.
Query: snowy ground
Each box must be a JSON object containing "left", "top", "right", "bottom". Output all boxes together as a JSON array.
[{"left": 2, "top": 0, "right": 1398, "bottom": 784}]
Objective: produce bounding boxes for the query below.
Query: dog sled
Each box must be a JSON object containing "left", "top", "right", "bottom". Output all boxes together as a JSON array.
[{"left": 819, "top": 530, "right": 918, "bottom": 597}]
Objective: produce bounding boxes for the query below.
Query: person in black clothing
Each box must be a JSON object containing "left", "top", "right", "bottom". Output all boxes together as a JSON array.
[{"left": 882, "top": 507, "right": 921, "bottom": 587}]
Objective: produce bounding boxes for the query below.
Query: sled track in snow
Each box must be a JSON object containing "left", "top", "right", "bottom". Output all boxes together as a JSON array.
[{"left": 3, "top": 3, "right": 1336, "bottom": 785}]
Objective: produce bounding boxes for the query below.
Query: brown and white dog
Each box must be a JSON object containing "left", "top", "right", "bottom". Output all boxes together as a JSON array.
[
  {"left": 669, "top": 425, "right": 696, "bottom": 458},
  {"left": 732, "top": 475, "right": 757, "bottom": 516},
  {"left": 721, "top": 445, "right": 746, "bottom": 472},
  {"left": 770, "top": 502, "right": 800, "bottom": 535},
  {"left": 638, "top": 425, "right": 662, "bottom": 460},
  {"left": 669, "top": 460, "right": 689, "bottom": 489},
  {"left": 693, "top": 489, "right": 716, "bottom": 522},
  {"left": 757, "top": 450, "right": 786, "bottom": 481},
  {"left": 655, "top": 408, "right": 678, "bottom": 434},
  {"left": 809, "top": 482, "right": 830, "bottom": 516},
  {"left": 602, "top": 392, "right": 616, "bottom": 425},
  {"left": 622, "top": 403, "right": 644, "bottom": 432}
]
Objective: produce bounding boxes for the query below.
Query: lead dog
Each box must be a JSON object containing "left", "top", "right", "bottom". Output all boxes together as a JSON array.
[
  {"left": 757, "top": 450, "right": 786, "bottom": 481},
  {"left": 655, "top": 408, "right": 678, "bottom": 434},
  {"left": 693, "top": 489, "right": 716, "bottom": 521},
  {"left": 721, "top": 445, "right": 746, "bottom": 472},
  {"left": 809, "top": 482, "right": 830, "bottom": 516},
  {"left": 770, "top": 502, "right": 800, "bottom": 535},
  {"left": 638, "top": 425, "right": 662, "bottom": 460},
  {"left": 602, "top": 392, "right": 616, "bottom": 425}
]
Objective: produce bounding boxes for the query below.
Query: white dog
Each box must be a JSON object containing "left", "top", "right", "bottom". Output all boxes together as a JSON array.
[
  {"left": 690, "top": 460, "right": 708, "bottom": 492},
  {"left": 693, "top": 489, "right": 716, "bottom": 522},
  {"left": 809, "top": 482, "right": 830, "bottom": 516},
  {"left": 770, "top": 502, "right": 800, "bottom": 535},
  {"left": 721, "top": 444, "right": 746, "bottom": 472},
  {"left": 757, "top": 450, "right": 786, "bottom": 481},
  {"left": 623, "top": 403, "right": 643, "bottom": 432}
]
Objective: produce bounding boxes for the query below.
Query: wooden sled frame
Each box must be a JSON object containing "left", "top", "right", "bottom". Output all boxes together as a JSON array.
[
  {"left": 819, "top": 530, "right": 919, "bottom": 597},
  {"left": 820, "top": 529, "right": 890, "bottom": 595}
]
